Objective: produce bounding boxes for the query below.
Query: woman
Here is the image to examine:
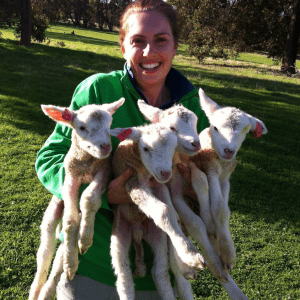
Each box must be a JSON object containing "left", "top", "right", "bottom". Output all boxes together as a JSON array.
[{"left": 35, "top": 0, "right": 209, "bottom": 299}]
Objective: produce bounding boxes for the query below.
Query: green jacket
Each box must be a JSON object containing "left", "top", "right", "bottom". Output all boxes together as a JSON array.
[{"left": 35, "top": 63, "right": 209, "bottom": 290}]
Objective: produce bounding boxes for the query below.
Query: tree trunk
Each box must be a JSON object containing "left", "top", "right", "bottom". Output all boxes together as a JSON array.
[
  {"left": 20, "top": 0, "right": 32, "bottom": 47},
  {"left": 281, "top": 0, "right": 300, "bottom": 74}
]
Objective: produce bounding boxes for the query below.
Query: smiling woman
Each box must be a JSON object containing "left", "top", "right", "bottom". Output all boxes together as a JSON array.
[
  {"left": 121, "top": 11, "right": 177, "bottom": 107},
  {"left": 32, "top": 0, "right": 210, "bottom": 299}
]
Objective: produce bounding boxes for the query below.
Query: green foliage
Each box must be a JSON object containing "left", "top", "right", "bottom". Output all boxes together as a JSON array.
[
  {"left": 169, "top": 0, "right": 297, "bottom": 62},
  {"left": 1, "top": 24, "right": 300, "bottom": 299}
]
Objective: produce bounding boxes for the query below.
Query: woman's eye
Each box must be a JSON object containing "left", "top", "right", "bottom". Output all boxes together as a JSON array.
[
  {"left": 132, "top": 38, "right": 144, "bottom": 45},
  {"left": 156, "top": 37, "right": 167, "bottom": 43}
]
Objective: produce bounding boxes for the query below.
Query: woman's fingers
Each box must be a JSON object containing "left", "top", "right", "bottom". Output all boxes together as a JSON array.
[{"left": 107, "top": 167, "right": 135, "bottom": 204}]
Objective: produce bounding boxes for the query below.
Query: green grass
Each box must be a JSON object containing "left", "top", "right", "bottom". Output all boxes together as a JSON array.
[{"left": 1, "top": 23, "right": 300, "bottom": 299}]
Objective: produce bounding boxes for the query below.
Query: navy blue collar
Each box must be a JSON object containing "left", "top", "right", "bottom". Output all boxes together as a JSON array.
[{"left": 125, "top": 63, "right": 195, "bottom": 109}]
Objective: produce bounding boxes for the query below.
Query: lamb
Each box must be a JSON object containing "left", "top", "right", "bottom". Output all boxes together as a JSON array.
[
  {"left": 169, "top": 88, "right": 267, "bottom": 299},
  {"left": 109, "top": 122, "right": 206, "bottom": 300},
  {"left": 191, "top": 88, "right": 267, "bottom": 269},
  {"left": 28, "top": 98, "right": 125, "bottom": 300}
]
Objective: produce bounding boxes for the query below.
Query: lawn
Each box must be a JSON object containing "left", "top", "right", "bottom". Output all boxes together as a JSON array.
[{"left": 0, "top": 23, "right": 299, "bottom": 300}]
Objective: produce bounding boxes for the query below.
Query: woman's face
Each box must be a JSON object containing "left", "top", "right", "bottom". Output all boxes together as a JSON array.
[{"left": 122, "top": 11, "right": 177, "bottom": 90}]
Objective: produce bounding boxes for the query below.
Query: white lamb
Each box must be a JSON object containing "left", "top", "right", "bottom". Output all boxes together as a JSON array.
[
  {"left": 170, "top": 88, "right": 267, "bottom": 299},
  {"left": 109, "top": 122, "right": 206, "bottom": 300},
  {"left": 29, "top": 98, "right": 125, "bottom": 300},
  {"left": 191, "top": 88, "right": 268, "bottom": 268}
]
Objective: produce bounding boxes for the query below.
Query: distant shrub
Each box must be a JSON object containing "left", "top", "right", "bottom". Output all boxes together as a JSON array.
[{"left": 15, "top": 16, "right": 49, "bottom": 43}]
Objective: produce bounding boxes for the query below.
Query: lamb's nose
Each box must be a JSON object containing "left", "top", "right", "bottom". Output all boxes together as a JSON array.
[
  {"left": 191, "top": 141, "right": 201, "bottom": 151},
  {"left": 224, "top": 148, "right": 235, "bottom": 155},
  {"left": 160, "top": 170, "right": 171, "bottom": 180},
  {"left": 101, "top": 144, "right": 111, "bottom": 153}
]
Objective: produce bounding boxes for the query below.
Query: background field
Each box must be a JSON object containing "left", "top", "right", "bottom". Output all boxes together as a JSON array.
[{"left": 0, "top": 23, "right": 299, "bottom": 299}]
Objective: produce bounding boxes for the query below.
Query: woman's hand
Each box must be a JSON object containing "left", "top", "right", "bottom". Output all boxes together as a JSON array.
[
  {"left": 107, "top": 167, "right": 135, "bottom": 204},
  {"left": 177, "top": 163, "right": 198, "bottom": 201}
]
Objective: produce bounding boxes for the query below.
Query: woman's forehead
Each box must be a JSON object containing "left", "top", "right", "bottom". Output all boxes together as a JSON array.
[{"left": 125, "top": 11, "right": 172, "bottom": 37}]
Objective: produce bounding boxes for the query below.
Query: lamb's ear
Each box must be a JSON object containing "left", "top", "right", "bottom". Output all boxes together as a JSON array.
[
  {"left": 41, "top": 105, "right": 74, "bottom": 127},
  {"left": 198, "top": 88, "right": 220, "bottom": 118},
  {"left": 109, "top": 127, "right": 141, "bottom": 142},
  {"left": 137, "top": 99, "right": 162, "bottom": 123},
  {"left": 103, "top": 97, "right": 125, "bottom": 115},
  {"left": 247, "top": 114, "right": 268, "bottom": 138}
]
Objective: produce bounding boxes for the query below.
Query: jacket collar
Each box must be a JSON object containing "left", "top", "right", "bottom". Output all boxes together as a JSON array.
[{"left": 122, "top": 63, "right": 195, "bottom": 109}]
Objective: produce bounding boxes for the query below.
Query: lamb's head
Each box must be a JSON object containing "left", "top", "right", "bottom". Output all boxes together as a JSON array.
[
  {"left": 110, "top": 124, "right": 178, "bottom": 183},
  {"left": 199, "top": 89, "right": 268, "bottom": 162},
  {"left": 137, "top": 100, "right": 200, "bottom": 156},
  {"left": 41, "top": 98, "right": 125, "bottom": 159}
]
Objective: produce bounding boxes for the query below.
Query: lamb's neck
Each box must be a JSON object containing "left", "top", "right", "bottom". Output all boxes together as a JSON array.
[
  {"left": 70, "top": 132, "right": 96, "bottom": 162},
  {"left": 124, "top": 141, "right": 145, "bottom": 173}
]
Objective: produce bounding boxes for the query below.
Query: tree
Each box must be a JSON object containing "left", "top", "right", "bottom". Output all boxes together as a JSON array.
[
  {"left": 281, "top": 0, "right": 300, "bottom": 74},
  {"left": 20, "top": 0, "right": 32, "bottom": 46},
  {"left": 168, "top": 0, "right": 300, "bottom": 67},
  {"left": 61, "top": 0, "right": 91, "bottom": 27}
]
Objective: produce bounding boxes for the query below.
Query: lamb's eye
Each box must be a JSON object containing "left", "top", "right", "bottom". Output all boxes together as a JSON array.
[
  {"left": 170, "top": 127, "right": 177, "bottom": 132},
  {"left": 79, "top": 126, "right": 86, "bottom": 131},
  {"left": 143, "top": 147, "right": 149, "bottom": 152},
  {"left": 214, "top": 126, "right": 218, "bottom": 132}
]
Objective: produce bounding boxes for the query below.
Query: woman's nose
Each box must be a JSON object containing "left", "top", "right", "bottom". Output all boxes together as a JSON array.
[{"left": 143, "top": 43, "right": 156, "bottom": 57}]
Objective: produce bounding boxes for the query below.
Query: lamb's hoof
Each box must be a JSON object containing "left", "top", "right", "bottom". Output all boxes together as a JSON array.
[
  {"left": 78, "top": 240, "right": 92, "bottom": 255},
  {"left": 219, "top": 243, "right": 236, "bottom": 271},
  {"left": 65, "top": 268, "right": 77, "bottom": 281},
  {"left": 211, "top": 264, "right": 229, "bottom": 283},
  {"left": 206, "top": 252, "right": 229, "bottom": 283},
  {"left": 183, "top": 270, "right": 197, "bottom": 280},
  {"left": 134, "top": 264, "right": 147, "bottom": 278},
  {"left": 64, "top": 260, "right": 78, "bottom": 281},
  {"left": 190, "top": 253, "right": 206, "bottom": 270},
  {"left": 207, "top": 228, "right": 217, "bottom": 240}
]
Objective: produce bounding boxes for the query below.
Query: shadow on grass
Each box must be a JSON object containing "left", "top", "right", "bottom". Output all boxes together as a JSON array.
[
  {"left": 52, "top": 21, "right": 119, "bottom": 35},
  {"left": 0, "top": 38, "right": 125, "bottom": 136},
  {"left": 46, "top": 31, "right": 119, "bottom": 47}
]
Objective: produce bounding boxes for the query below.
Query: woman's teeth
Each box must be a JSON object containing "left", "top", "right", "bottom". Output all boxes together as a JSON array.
[{"left": 141, "top": 63, "right": 160, "bottom": 69}]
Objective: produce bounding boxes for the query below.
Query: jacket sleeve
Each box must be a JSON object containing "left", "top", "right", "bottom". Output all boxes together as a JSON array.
[{"left": 35, "top": 75, "right": 111, "bottom": 210}]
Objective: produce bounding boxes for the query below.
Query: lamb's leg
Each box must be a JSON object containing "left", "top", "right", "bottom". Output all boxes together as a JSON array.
[
  {"left": 62, "top": 175, "right": 81, "bottom": 280},
  {"left": 218, "top": 274, "right": 249, "bottom": 300},
  {"left": 126, "top": 176, "right": 205, "bottom": 271},
  {"left": 188, "top": 162, "right": 216, "bottom": 239},
  {"left": 207, "top": 174, "right": 236, "bottom": 270},
  {"left": 37, "top": 242, "right": 64, "bottom": 300},
  {"left": 144, "top": 219, "right": 176, "bottom": 300},
  {"left": 29, "top": 196, "right": 63, "bottom": 300},
  {"left": 168, "top": 238, "right": 194, "bottom": 300},
  {"left": 169, "top": 174, "right": 228, "bottom": 283},
  {"left": 110, "top": 207, "right": 135, "bottom": 300},
  {"left": 78, "top": 168, "right": 107, "bottom": 255},
  {"left": 171, "top": 223, "right": 197, "bottom": 281},
  {"left": 132, "top": 223, "right": 147, "bottom": 278}
]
